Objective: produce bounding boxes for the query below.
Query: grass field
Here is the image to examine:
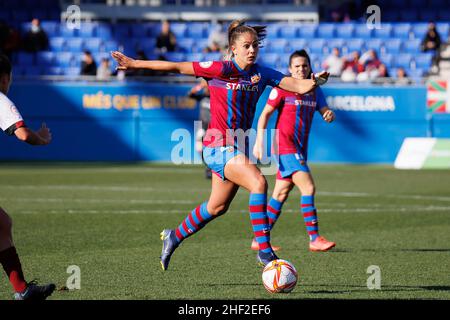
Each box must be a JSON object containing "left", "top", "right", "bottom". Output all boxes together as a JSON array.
[{"left": 0, "top": 162, "right": 449, "bottom": 300}]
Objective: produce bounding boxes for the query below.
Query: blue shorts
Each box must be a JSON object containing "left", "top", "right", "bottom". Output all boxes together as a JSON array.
[
  {"left": 277, "top": 153, "right": 310, "bottom": 180},
  {"left": 202, "top": 146, "right": 243, "bottom": 180}
]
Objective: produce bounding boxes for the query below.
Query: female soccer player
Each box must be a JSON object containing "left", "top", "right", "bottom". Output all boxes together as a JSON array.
[
  {"left": 111, "top": 20, "right": 329, "bottom": 270},
  {"left": 0, "top": 54, "right": 55, "bottom": 300},
  {"left": 253, "top": 49, "right": 336, "bottom": 252}
]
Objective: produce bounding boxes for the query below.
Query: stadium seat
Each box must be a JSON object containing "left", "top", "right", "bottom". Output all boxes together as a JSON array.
[
  {"left": 192, "top": 38, "right": 209, "bottom": 53},
  {"left": 55, "top": 52, "right": 74, "bottom": 67},
  {"left": 79, "top": 23, "right": 96, "bottom": 38},
  {"left": 64, "top": 67, "right": 81, "bottom": 78},
  {"left": 394, "top": 53, "right": 413, "bottom": 69},
  {"left": 49, "top": 37, "right": 66, "bottom": 52},
  {"left": 268, "top": 39, "right": 288, "bottom": 54},
  {"left": 186, "top": 53, "right": 204, "bottom": 62},
  {"left": 266, "top": 24, "right": 280, "bottom": 39},
  {"left": 353, "top": 23, "right": 372, "bottom": 39},
  {"left": 186, "top": 23, "right": 206, "bottom": 38},
  {"left": 177, "top": 38, "right": 195, "bottom": 53},
  {"left": 373, "top": 24, "right": 393, "bottom": 39},
  {"left": 316, "top": 24, "right": 335, "bottom": 38},
  {"left": 365, "top": 39, "right": 383, "bottom": 52},
  {"left": 307, "top": 38, "right": 326, "bottom": 54},
  {"left": 163, "top": 52, "right": 185, "bottom": 62},
  {"left": 203, "top": 52, "right": 222, "bottom": 61},
  {"left": 66, "top": 38, "right": 84, "bottom": 52},
  {"left": 258, "top": 53, "right": 279, "bottom": 68},
  {"left": 96, "top": 24, "right": 114, "bottom": 39},
  {"left": 436, "top": 23, "right": 449, "bottom": 40},
  {"left": 335, "top": 24, "right": 354, "bottom": 39},
  {"left": 24, "top": 66, "right": 43, "bottom": 77},
  {"left": 298, "top": 24, "right": 317, "bottom": 39},
  {"left": 327, "top": 38, "right": 345, "bottom": 51},
  {"left": 414, "top": 53, "right": 434, "bottom": 70},
  {"left": 411, "top": 23, "right": 429, "bottom": 39},
  {"left": 45, "top": 67, "right": 63, "bottom": 76},
  {"left": 287, "top": 39, "right": 307, "bottom": 52},
  {"left": 383, "top": 38, "right": 402, "bottom": 54},
  {"left": 345, "top": 38, "right": 365, "bottom": 53},
  {"left": 36, "top": 51, "right": 55, "bottom": 66},
  {"left": 279, "top": 25, "right": 298, "bottom": 39},
  {"left": 84, "top": 38, "right": 103, "bottom": 53},
  {"left": 59, "top": 26, "right": 77, "bottom": 38},
  {"left": 380, "top": 54, "right": 394, "bottom": 68},
  {"left": 392, "top": 23, "right": 411, "bottom": 39},
  {"left": 40, "top": 21, "right": 59, "bottom": 36},
  {"left": 404, "top": 39, "right": 421, "bottom": 53},
  {"left": 139, "top": 40, "right": 156, "bottom": 54},
  {"left": 104, "top": 40, "right": 120, "bottom": 53},
  {"left": 114, "top": 24, "right": 131, "bottom": 39},
  {"left": 130, "top": 23, "right": 148, "bottom": 38},
  {"left": 169, "top": 23, "right": 187, "bottom": 38}
]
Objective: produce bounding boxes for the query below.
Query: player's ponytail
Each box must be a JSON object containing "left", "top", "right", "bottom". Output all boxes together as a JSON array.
[{"left": 227, "top": 20, "right": 266, "bottom": 58}]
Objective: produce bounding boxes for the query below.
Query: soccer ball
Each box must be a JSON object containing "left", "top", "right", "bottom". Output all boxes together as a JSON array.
[{"left": 262, "top": 259, "right": 298, "bottom": 293}]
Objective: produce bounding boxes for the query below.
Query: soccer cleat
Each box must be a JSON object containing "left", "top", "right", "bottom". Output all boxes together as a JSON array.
[
  {"left": 250, "top": 238, "right": 281, "bottom": 252},
  {"left": 309, "top": 236, "right": 336, "bottom": 252},
  {"left": 160, "top": 229, "right": 179, "bottom": 271},
  {"left": 14, "top": 281, "right": 56, "bottom": 301},
  {"left": 256, "top": 250, "right": 278, "bottom": 267}
]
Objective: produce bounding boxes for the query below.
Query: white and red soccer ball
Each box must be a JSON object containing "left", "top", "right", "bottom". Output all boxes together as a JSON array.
[{"left": 262, "top": 259, "right": 298, "bottom": 293}]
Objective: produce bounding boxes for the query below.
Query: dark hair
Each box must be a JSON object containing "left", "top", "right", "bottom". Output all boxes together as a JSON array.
[
  {"left": 0, "top": 53, "right": 12, "bottom": 76},
  {"left": 227, "top": 20, "right": 266, "bottom": 57},
  {"left": 289, "top": 49, "right": 312, "bottom": 74}
]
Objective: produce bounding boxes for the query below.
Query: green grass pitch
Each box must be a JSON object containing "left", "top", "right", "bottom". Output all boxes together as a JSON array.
[{"left": 0, "top": 163, "right": 449, "bottom": 300}]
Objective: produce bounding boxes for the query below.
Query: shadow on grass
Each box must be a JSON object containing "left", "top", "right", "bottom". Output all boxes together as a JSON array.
[
  {"left": 298, "top": 284, "right": 450, "bottom": 295},
  {"left": 322, "top": 248, "right": 450, "bottom": 253}
]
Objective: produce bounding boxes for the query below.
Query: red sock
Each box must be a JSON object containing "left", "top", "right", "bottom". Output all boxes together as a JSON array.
[{"left": 0, "top": 247, "right": 27, "bottom": 293}]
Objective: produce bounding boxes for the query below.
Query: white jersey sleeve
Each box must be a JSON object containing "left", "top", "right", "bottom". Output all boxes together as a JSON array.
[{"left": 0, "top": 92, "right": 24, "bottom": 135}]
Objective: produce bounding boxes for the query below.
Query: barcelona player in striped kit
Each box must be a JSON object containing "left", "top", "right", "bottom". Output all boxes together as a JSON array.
[
  {"left": 253, "top": 50, "right": 336, "bottom": 252},
  {"left": 111, "top": 21, "right": 329, "bottom": 270}
]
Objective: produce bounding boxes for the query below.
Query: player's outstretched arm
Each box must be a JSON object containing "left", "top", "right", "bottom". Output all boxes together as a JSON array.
[
  {"left": 278, "top": 71, "right": 330, "bottom": 94},
  {"left": 253, "top": 104, "right": 276, "bottom": 161},
  {"left": 111, "top": 51, "right": 195, "bottom": 76},
  {"left": 14, "top": 123, "right": 52, "bottom": 145}
]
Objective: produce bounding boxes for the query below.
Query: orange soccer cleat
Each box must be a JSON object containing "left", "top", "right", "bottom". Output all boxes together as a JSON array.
[
  {"left": 251, "top": 238, "right": 281, "bottom": 252},
  {"left": 309, "top": 236, "right": 336, "bottom": 252}
]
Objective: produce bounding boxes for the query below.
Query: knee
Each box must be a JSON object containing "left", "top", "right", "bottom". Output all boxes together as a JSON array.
[
  {"left": 207, "top": 203, "right": 229, "bottom": 216},
  {"left": 275, "top": 189, "right": 290, "bottom": 203},
  {"left": 251, "top": 175, "right": 267, "bottom": 194},
  {"left": 301, "top": 183, "right": 315, "bottom": 196}
]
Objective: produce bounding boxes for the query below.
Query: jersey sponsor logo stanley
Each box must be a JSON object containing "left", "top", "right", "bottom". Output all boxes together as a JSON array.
[
  {"left": 199, "top": 61, "right": 213, "bottom": 68},
  {"left": 225, "top": 82, "right": 258, "bottom": 91}
]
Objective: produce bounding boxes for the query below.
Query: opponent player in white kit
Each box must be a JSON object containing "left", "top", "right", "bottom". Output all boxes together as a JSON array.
[{"left": 0, "top": 53, "right": 55, "bottom": 300}]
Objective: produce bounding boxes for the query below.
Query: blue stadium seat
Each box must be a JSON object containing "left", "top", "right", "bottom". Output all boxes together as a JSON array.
[
  {"left": 316, "top": 24, "right": 335, "bottom": 38},
  {"left": 114, "top": 24, "right": 131, "bottom": 39},
  {"left": 79, "top": 23, "right": 97, "bottom": 38},
  {"left": 327, "top": 38, "right": 345, "bottom": 51},
  {"left": 203, "top": 52, "right": 222, "bottom": 61},
  {"left": 414, "top": 53, "right": 433, "bottom": 70},
  {"left": 45, "top": 67, "right": 63, "bottom": 76},
  {"left": 40, "top": 21, "right": 59, "bottom": 36},
  {"left": 49, "top": 37, "right": 66, "bottom": 52},
  {"left": 392, "top": 23, "right": 411, "bottom": 39},
  {"left": 186, "top": 53, "right": 204, "bottom": 62},
  {"left": 24, "top": 66, "right": 43, "bottom": 77},
  {"left": 345, "top": 38, "right": 365, "bottom": 53},
  {"left": 96, "top": 24, "right": 114, "bottom": 39},
  {"left": 335, "top": 24, "right": 354, "bottom": 39},
  {"left": 298, "top": 24, "right": 317, "bottom": 39},
  {"left": 59, "top": 26, "right": 77, "bottom": 38},
  {"left": 64, "top": 67, "right": 81, "bottom": 78},
  {"left": 17, "top": 52, "right": 35, "bottom": 66},
  {"left": 130, "top": 23, "right": 148, "bottom": 38},
  {"left": 353, "top": 24, "right": 372, "bottom": 39},
  {"left": 373, "top": 24, "right": 393, "bottom": 39},
  {"left": 84, "top": 38, "right": 103, "bottom": 53},
  {"left": 411, "top": 23, "right": 429, "bottom": 39},
  {"left": 394, "top": 53, "right": 413, "bottom": 69},
  {"left": 307, "top": 38, "right": 326, "bottom": 54},
  {"left": 266, "top": 24, "right": 280, "bottom": 39},
  {"left": 192, "top": 38, "right": 209, "bottom": 53},
  {"left": 146, "top": 23, "right": 160, "bottom": 38},
  {"left": 408, "top": 68, "right": 425, "bottom": 78},
  {"left": 436, "top": 23, "right": 449, "bottom": 40},
  {"left": 164, "top": 52, "right": 185, "bottom": 62},
  {"left": 104, "top": 40, "right": 120, "bottom": 53},
  {"left": 139, "top": 41, "right": 156, "bottom": 54},
  {"left": 287, "top": 39, "right": 307, "bottom": 52},
  {"left": 66, "top": 38, "right": 84, "bottom": 52},
  {"left": 380, "top": 54, "right": 394, "bottom": 68},
  {"left": 185, "top": 23, "right": 206, "bottom": 38},
  {"left": 55, "top": 52, "right": 74, "bottom": 67},
  {"left": 258, "top": 53, "right": 279, "bottom": 69},
  {"left": 403, "top": 39, "right": 421, "bottom": 53},
  {"left": 268, "top": 39, "right": 288, "bottom": 54},
  {"left": 384, "top": 39, "right": 402, "bottom": 54},
  {"left": 177, "top": 38, "right": 195, "bottom": 53},
  {"left": 36, "top": 51, "right": 55, "bottom": 66},
  {"left": 279, "top": 25, "right": 298, "bottom": 39}
]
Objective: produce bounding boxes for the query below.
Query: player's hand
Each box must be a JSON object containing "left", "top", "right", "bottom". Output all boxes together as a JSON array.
[
  {"left": 37, "top": 122, "right": 52, "bottom": 145},
  {"left": 111, "top": 51, "right": 136, "bottom": 70},
  {"left": 322, "top": 109, "right": 335, "bottom": 123},
  {"left": 313, "top": 71, "right": 330, "bottom": 86},
  {"left": 252, "top": 142, "right": 264, "bottom": 161}
]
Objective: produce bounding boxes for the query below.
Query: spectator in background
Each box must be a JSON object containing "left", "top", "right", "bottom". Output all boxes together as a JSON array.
[
  {"left": 80, "top": 51, "right": 97, "bottom": 76},
  {"left": 341, "top": 51, "right": 364, "bottom": 82},
  {"left": 421, "top": 22, "right": 441, "bottom": 53},
  {"left": 0, "top": 21, "right": 21, "bottom": 58},
  {"left": 22, "top": 19, "right": 48, "bottom": 53},
  {"left": 322, "top": 47, "right": 344, "bottom": 77},
  {"left": 96, "top": 58, "right": 111, "bottom": 81},
  {"left": 357, "top": 49, "right": 381, "bottom": 82},
  {"left": 156, "top": 20, "right": 177, "bottom": 59},
  {"left": 395, "top": 67, "right": 412, "bottom": 85},
  {"left": 204, "top": 22, "right": 227, "bottom": 53}
]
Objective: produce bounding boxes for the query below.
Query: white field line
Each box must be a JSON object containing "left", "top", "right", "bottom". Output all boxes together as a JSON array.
[
  {"left": 0, "top": 197, "right": 196, "bottom": 204},
  {"left": 1, "top": 184, "right": 449, "bottom": 202},
  {"left": 0, "top": 167, "right": 202, "bottom": 174},
  {"left": 12, "top": 206, "right": 450, "bottom": 215}
]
